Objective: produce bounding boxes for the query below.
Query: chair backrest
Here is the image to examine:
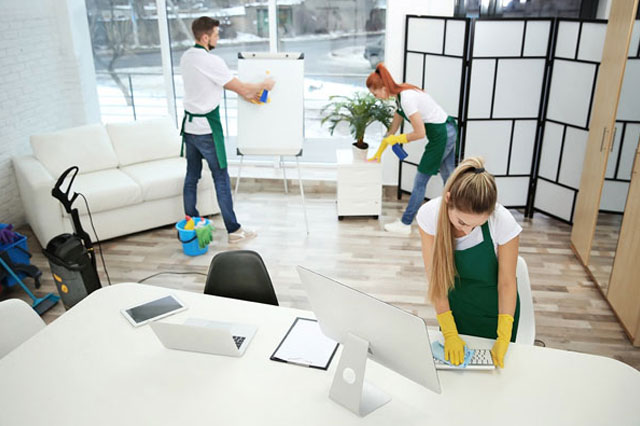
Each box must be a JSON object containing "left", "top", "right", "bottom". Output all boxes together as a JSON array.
[
  {"left": 0, "top": 299, "right": 46, "bottom": 359},
  {"left": 515, "top": 256, "right": 536, "bottom": 345},
  {"left": 204, "top": 250, "right": 279, "bottom": 306}
]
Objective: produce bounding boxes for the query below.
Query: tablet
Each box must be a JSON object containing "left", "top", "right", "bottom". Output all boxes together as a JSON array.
[{"left": 121, "top": 295, "right": 187, "bottom": 327}]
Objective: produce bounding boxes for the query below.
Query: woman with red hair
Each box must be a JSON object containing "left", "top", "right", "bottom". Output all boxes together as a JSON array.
[{"left": 367, "top": 63, "right": 458, "bottom": 235}]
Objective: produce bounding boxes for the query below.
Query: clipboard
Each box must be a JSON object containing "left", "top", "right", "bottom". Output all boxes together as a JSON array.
[{"left": 270, "top": 317, "right": 339, "bottom": 370}]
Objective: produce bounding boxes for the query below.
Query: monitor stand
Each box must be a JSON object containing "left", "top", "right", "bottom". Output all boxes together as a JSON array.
[{"left": 329, "top": 332, "right": 391, "bottom": 417}]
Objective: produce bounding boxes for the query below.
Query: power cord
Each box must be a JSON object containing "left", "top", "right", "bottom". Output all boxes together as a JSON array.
[
  {"left": 138, "top": 271, "right": 208, "bottom": 283},
  {"left": 79, "top": 193, "right": 112, "bottom": 286}
]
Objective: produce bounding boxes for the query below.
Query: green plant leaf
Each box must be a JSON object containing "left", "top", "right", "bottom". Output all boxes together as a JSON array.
[{"left": 319, "top": 92, "right": 395, "bottom": 143}]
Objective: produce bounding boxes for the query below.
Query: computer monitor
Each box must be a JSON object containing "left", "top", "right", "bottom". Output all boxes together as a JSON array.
[{"left": 296, "top": 266, "right": 441, "bottom": 417}]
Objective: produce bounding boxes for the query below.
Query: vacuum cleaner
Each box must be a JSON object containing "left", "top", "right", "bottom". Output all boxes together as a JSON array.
[{"left": 43, "top": 166, "right": 102, "bottom": 309}]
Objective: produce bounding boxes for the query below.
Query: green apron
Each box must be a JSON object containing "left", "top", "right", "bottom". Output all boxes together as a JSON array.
[
  {"left": 395, "top": 93, "right": 459, "bottom": 175},
  {"left": 448, "top": 221, "right": 520, "bottom": 342},
  {"left": 179, "top": 44, "right": 228, "bottom": 169}
]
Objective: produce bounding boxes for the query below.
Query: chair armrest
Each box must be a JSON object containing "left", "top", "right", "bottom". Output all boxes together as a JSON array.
[{"left": 12, "top": 155, "right": 65, "bottom": 247}]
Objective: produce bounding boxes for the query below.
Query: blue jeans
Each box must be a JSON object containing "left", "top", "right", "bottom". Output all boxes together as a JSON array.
[
  {"left": 183, "top": 133, "right": 241, "bottom": 233},
  {"left": 401, "top": 122, "right": 457, "bottom": 225}
]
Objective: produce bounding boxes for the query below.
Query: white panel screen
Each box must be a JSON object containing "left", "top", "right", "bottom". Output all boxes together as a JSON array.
[
  {"left": 617, "top": 60, "right": 640, "bottom": 121},
  {"left": 577, "top": 23, "right": 606, "bottom": 62},
  {"left": 468, "top": 60, "right": 495, "bottom": 118},
  {"left": 600, "top": 181, "right": 629, "bottom": 212},
  {"left": 425, "top": 55, "right": 462, "bottom": 116},
  {"left": 426, "top": 174, "right": 446, "bottom": 199},
  {"left": 546, "top": 60, "right": 596, "bottom": 128},
  {"left": 405, "top": 53, "right": 424, "bottom": 88},
  {"left": 464, "top": 121, "right": 512, "bottom": 175},
  {"left": 407, "top": 18, "right": 444, "bottom": 54},
  {"left": 474, "top": 21, "right": 524, "bottom": 57},
  {"left": 619, "top": 124, "right": 640, "bottom": 179},
  {"left": 558, "top": 127, "right": 588, "bottom": 189},
  {"left": 509, "top": 121, "right": 537, "bottom": 175},
  {"left": 400, "top": 163, "right": 417, "bottom": 193},
  {"left": 496, "top": 177, "right": 529, "bottom": 206},
  {"left": 523, "top": 21, "right": 551, "bottom": 57},
  {"left": 629, "top": 21, "right": 640, "bottom": 57},
  {"left": 538, "top": 122, "right": 564, "bottom": 180},
  {"left": 445, "top": 20, "right": 466, "bottom": 57},
  {"left": 493, "top": 59, "right": 545, "bottom": 118},
  {"left": 555, "top": 21, "right": 580, "bottom": 59},
  {"left": 401, "top": 165, "right": 446, "bottom": 199},
  {"left": 535, "top": 179, "right": 575, "bottom": 221}
]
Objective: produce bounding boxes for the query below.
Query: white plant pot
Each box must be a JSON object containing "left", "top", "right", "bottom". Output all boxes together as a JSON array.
[{"left": 352, "top": 143, "right": 369, "bottom": 162}]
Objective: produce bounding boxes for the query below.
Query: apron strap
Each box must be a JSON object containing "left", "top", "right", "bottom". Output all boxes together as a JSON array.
[{"left": 180, "top": 110, "right": 210, "bottom": 157}]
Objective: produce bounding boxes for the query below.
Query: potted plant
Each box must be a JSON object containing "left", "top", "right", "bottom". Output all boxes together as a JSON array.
[{"left": 320, "top": 92, "right": 395, "bottom": 161}]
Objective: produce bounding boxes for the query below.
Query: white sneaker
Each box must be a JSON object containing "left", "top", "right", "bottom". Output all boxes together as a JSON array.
[
  {"left": 228, "top": 227, "right": 257, "bottom": 243},
  {"left": 383, "top": 219, "right": 411, "bottom": 235}
]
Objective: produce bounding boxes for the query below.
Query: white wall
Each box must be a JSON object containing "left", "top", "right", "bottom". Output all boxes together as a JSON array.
[
  {"left": 0, "top": 0, "right": 99, "bottom": 229},
  {"left": 381, "top": 0, "right": 454, "bottom": 185}
]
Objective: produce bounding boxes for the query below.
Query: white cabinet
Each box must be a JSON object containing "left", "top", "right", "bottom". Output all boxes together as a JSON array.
[{"left": 336, "top": 149, "right": 382, "bottom": 219}]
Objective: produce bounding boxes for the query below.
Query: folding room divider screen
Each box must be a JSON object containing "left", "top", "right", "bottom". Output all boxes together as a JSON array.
[{"left": 400, "top": 16, "right": 640, "bottom": 223}]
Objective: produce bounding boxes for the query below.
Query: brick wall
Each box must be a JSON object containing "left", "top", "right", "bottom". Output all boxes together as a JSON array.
[{"left": 0, "top": 0, "right": 99, "bottom": 227}]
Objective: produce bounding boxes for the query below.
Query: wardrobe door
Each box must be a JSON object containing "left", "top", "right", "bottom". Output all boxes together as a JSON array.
[
  {"left": 570, "top": 0, "right": 639, "bottom": 264},
  {"left": 607, "top": 143, "right": 640, "bottom": 344}
]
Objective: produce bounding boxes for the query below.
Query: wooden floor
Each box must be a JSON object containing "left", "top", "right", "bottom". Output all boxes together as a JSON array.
[{"left": 4, "top": 185, "right": 640, "bottom": 371}]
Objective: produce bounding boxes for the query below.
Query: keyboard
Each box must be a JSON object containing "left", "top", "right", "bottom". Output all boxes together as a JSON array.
[
  {"left": 433, "top": 348, "right": 495, "bottom": 370},
  {"left": 232, "top": 335, "right": 246, "bottom": 349}
]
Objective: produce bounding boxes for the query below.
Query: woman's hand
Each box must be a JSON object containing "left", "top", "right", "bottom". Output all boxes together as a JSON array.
[
  {"left": 437, "top": 310, "right": 467, "bottom": 366},
  {"left": 491, "top": 314, "right": 514, "bottom": 368}
]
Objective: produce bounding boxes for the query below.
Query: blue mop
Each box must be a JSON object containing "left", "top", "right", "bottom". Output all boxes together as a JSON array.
[{"left": 0, "top": 256, "right": 59, "bottom": 315}]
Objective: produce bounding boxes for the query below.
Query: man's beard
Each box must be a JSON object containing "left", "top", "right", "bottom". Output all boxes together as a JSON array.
[{"left": 208, "top": 44, "right": 215, "bottom": 50}]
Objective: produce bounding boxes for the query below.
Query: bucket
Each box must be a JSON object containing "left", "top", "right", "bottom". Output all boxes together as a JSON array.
[{"left": 176, "top": 218, "right": 211, "bottom": 256}]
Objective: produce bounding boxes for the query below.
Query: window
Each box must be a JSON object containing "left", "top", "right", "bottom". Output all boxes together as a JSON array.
[{"left": 86, "top": 0, "right": 387, "bottom": 164}]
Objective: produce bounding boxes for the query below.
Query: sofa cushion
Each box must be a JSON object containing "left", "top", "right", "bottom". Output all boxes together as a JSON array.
[
  {"left": 106, "top": 118, "right": 182, "bottom": 167},
  {"left": 30, "top": 124, "right": 119, "bottom": 178},
  {"left": 120, "top": 158, "right": 212, "bottom": 202},
  {"left": 59, "top": 169, "right": 143, "bottom": 216}
]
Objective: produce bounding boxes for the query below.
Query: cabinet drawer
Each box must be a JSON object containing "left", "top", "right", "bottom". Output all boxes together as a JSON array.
[
  {"left": 337, "top": 166, "right": 382, "bottom": 183},
  {"left": 337, "top": 183, "right": 382, "bottom": 201}
]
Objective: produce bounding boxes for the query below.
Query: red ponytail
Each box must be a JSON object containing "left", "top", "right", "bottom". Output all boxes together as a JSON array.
[{"left": 366, "top": 63, "right": 421, "bottom": 96}]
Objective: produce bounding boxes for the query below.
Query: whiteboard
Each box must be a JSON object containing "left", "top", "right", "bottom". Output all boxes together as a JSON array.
[{"left": 237, "top": 52, "right": 304, "bottom": 156}]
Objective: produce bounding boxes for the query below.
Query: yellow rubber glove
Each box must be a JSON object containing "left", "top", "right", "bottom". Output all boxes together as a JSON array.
[
  {"left": 382, "top": 133, "right": 408, "bottom": 145},
  {"left": 367, "top": 134, "right": 409, "bottom": 162},
  {"left": 436, "top": 310, "right": 467, "bottom": 366},
  {"left": 367, "top": 139, "right": 390, "bottom": 162},
  {"left": 491, "top": 314, "right": 514, "bottom": 368}
]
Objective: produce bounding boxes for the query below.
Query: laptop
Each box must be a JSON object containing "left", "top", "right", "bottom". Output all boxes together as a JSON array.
[{"left": 150, "top": 318, "right": 257, "bottom": 357}]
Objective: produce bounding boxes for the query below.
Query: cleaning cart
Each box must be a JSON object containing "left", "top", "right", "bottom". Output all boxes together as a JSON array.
[{"left": 0, "top": 224, "right": 59, "bottom": 315}]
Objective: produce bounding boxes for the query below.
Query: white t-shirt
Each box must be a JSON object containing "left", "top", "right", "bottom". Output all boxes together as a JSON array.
[
  {"left": 399, "top": 89, "right": 448, "bottom": 124},
  {"left": 180, "top": 46, "right": 234, "bottom": 135},
  {"left": 416, "top": 197, "right": 522, "bottom": 255}
]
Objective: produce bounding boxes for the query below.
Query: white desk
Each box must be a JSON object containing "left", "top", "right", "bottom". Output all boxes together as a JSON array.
[{"left": 1, "top": 283, "right": 638, "bottom": 425}]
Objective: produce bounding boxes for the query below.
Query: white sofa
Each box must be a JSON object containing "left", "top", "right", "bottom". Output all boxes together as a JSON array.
[{"left": 13, "top": 118, "right": 219, "bottom": 247}]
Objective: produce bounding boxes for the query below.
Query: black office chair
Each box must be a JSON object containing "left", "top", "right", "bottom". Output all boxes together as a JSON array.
[{"left": 204, "top": 250, "right": 279, "bottom": 306}]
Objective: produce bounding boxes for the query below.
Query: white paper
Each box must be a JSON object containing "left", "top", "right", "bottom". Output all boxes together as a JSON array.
[{"left": 272, "top": 318, "right": 338, "bottom": 368}]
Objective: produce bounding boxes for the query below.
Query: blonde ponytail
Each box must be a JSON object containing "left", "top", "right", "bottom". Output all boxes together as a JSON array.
[{"left": 428, "top": 157, "right": 498, "bottom": 303}]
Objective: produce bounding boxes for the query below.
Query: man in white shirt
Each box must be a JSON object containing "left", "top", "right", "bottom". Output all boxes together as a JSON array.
[{"left": 180, "top": 17, "right": 274, "bottom": 243}]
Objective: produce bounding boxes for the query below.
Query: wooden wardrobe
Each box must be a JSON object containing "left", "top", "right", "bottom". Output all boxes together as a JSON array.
[{"left": 571, "top": 0, "right": 640, "bottom": 345}]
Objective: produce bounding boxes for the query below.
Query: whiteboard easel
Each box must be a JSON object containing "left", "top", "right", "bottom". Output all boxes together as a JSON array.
[{"left": 235, "top": 52, "right": 308, "bottom": 234}]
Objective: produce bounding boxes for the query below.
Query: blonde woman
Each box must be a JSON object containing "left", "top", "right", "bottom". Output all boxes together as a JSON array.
[{"left": 417, "top": 157, "right": 521, "bottom": 368}]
